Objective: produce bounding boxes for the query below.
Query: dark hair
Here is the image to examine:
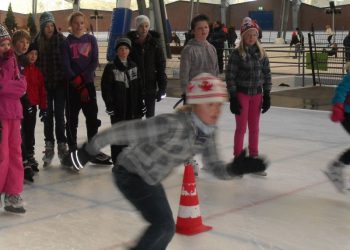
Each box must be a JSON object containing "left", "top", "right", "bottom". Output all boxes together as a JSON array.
[{"left": 190, "top": 14, "right": 210, "bottom": 30}]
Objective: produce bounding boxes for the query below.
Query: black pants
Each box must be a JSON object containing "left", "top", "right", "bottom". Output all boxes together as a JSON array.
[
  {"left": 216, "top": 48, "right": 224, "bottom": 73},
  {"left": 45, "top": 86, "right": 67, "bottom": 144},
  {"left": 327, "top": 35, "right": 333, "bottom": 45},
  {"left": 65, "top": 82, "right": 100, "bottom": 151},
  {"left": 22, "top": 106, "right": 37, "bottom": 159},
  {"left": 113, "top": 166, "right": 175, "bottom": 250},
  {"left": 145, "top": 93, "right": 156, "bottom": 118}
]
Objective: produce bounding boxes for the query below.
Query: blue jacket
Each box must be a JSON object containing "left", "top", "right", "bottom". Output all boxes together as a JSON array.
[{"left": 332, "top": 72, "right": 350, "bottom": 113}]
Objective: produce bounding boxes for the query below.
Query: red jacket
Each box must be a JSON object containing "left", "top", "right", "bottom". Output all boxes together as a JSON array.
[{"left": 23, "top": 64, "right": 47, "bottom": 110}]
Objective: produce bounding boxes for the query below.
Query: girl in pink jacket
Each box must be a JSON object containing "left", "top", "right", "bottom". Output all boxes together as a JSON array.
[{"left": 0, "top": 24, "right": 27, "bottom": 214}]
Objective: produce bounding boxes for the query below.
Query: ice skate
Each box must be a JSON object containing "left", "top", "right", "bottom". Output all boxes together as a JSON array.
[
  {"left": 4, "top": 194, "right": 26, "bottom": 214},
  {"left": 89, "top": 152, "right": 112, "bottom": 165},
  {"left": 57, "top": 142, "right": 68, "bottom": 163},
  {"left": 323, "top": 160, "right": 345, "bottom": 193},
  {"left": 42, "top": 141, "right": 54, "bottom": 167},
  {"left": 27, "top": 155, "right": 39, "bottom": 172},
  {"left": 23, "top": 160, "right": 34, "bottom": 182}
]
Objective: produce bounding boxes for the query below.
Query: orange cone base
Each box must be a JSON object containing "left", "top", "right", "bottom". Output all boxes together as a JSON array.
[{"left": 176, "top": 217, "right": 213, "bottom": 235}]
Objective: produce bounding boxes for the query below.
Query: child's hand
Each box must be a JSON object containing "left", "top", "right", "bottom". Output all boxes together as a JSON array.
[{"left": 331, "top": 103, "right": 344, "bottom": 122}]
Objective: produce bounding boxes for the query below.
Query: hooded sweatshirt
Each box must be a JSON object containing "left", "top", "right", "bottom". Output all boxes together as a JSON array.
[{"left": 180, "top": 38, "right": 219, "bottom": 93}]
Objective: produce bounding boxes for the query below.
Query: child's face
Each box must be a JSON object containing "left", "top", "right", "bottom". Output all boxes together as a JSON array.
[
  {"left": 14, "top": 38, "right": 30, "bottom": 55},
  {"left": 243, "top": 29, "right": 258, "bottom": 46},
  {"left": 0, "top": 40, "right": 11, "bottom": 56},
  {"left": 193, "top": 21, "right": 209, "bottom": 42},
  {"left": 71, "top": 15, "right": 85, "bottom": 37},
  {"left": 137, "top": 23, "right": 150, "bottom": 38},
  {"left": 193, "top": 102, "right": 222, "bottom": 125},
  {"left": 26, "top": 50, "right": 38, "bottom": 64},
  {"left": 44, "top": 22, "right": 55, "bottom": 39},
  {"left": 117, "top": 45, "right": 130, "bottom": 60}
]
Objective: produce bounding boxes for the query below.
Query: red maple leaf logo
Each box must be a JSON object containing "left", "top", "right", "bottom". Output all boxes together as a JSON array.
[{"left": 200, "top": 81, "right": 213, "bottom": 91}]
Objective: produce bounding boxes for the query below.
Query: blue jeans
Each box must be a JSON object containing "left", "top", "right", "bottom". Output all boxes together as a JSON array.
[
  {"left": 44, "top": 86, "right": 66, "bottom": 144},
  {"left": 113, "top": 166, "right": 175, "bottom": 250}
]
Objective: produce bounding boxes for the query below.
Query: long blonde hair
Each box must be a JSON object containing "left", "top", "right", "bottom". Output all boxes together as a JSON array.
[{"left": 237, "top": 38, "right": 266, "bottom": 60}]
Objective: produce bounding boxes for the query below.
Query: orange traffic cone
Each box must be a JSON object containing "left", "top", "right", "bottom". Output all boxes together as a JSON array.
[{"left": 175, "top": 163, "right": 213, "bottom": 235}]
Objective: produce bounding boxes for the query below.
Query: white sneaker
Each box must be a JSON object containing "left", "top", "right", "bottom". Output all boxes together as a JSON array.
[{"left": 324, "top": 161, "right": 345, "bottom": 193}]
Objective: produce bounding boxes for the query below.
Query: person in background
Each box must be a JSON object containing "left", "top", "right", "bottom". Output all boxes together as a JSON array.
[
  {"left": 0, "top": 24, "right": 27, "bottom": 213},
  {"left": 127, "top": 15, "right": 167, "bottom": 118},
  {"left": 226, "top": 17, "right": 272, "bottom": 177},
  {"left": 11, "top": 29, "right": 35, "bottom": 181},
  {"left": 22, "top": 43, "right": 47, "bottom": 180},
  {"left": 325, "top": 24, "right": 333, "bottom": 46},
  {"left": 62, "top": 11, "right": 112, "bottom": 165},
  {"left": 210, "top": 20, "right": 227, "bottom": 74},
  {"left": 62, "top": 73, "right": 267, "bottom": 250},
  {"left": 324, "top": 62, "right": 350, "bottom": 192},
  {"left": 180, "top": 14, "right": 219, "bottom": 99},
  {"left": 343, "top": 30, "right": 350, "bottom": 62},
  {"left": 35, "top": 12, "right": 68, "bottom": 167},
  {"left": 101, "top": 37, "right": 144, "bottom": 165},
  {"left": 227, "top": 25, "right": 238, "bottom": 49}
]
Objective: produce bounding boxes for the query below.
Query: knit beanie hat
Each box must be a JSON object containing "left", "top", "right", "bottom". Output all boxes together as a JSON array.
[
  {"left": 115, "top": 37, "right": 132, "bottom": 50},
  {"left": 135, "top": 15, "right": 150, "bottom": 28},
  {"left": 186, "top": 73, "right": 228, "bottom": 104},
  {"left": 40, "top": 12, "right": 55, "bottom": 30},
  {"left": 0, "top": 24, "right": 11, "bottom": 43},
  {"left": 25, "top": 43, "right": 38, "bottom": 55},
  {"left": 240, "top": 17, "right": 258, "bottom": 37}
]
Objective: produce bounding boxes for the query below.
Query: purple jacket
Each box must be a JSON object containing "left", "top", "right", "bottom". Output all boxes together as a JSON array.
[
  {"left": 62, "top": 33, "right": 98, "bottom": 83},
  {"left": 0, "top": 54, "right": 27, "bottom": 120}
]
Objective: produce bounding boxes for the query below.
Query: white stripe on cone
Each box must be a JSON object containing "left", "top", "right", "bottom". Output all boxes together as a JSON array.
[{"left": 177, "top": 205, "right": 201, "bottom": 218}]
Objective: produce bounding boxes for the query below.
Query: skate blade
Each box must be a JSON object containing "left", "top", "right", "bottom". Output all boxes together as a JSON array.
[{"left": 323, "top": 170, "right": 345, "bottom": 193}]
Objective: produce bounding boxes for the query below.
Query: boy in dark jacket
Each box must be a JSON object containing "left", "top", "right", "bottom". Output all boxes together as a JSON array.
[{"left": 101, "top": 37, "right": 144, "bottom": 164}]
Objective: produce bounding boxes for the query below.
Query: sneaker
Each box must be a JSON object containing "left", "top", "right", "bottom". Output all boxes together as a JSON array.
[
  {"left": 4, "top": 194, "right": 26, "bottom": 214},
  {"left": 57, "top": 143, "right": 68, "bottom": 162},
  {"left": 89, "top": 152, "right": 113, "bottom": 165},
  {"left": 323, "top": 160, "right": 345, "bottom": 193},
  {"left": 42, "top": 141, "right": 54, "bottom": 167}
]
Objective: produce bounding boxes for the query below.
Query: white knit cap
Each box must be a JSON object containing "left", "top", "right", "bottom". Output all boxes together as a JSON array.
[
  {"left": 0, "top": 24, "right": 11, "bottom": 43},
  {"left": 135, "top": 15, "right": 150, "bottom": 28},
  {"left": 186, "top": 73, "right": 228, "bottom": 104}
]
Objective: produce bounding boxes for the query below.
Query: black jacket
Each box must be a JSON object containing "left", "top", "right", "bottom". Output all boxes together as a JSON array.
[
  {"left": 126, "top": 30, "right": 167, "bottom": 95},
  {"left": 101, "top": 57, "right": 144, "bottom": 121}
]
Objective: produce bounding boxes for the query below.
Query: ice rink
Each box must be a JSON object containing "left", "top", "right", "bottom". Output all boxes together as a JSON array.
[{"left": 1, "top": 93, "right": 350, "bottom": 250}]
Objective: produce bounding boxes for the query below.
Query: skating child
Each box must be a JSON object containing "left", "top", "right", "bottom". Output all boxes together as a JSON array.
[
  {"left": 62, "top": 11, "right": 111, "bottom": 165},
  {"left": 62, "top": 73, "right": 267, "bottom": 249},
  {"left": 225, "top": 17, "right": 272, "bottom": 176},
  {"left": 101, "top": 37, "right": 144, "bottom": 164},
  {"left": 0, "top": 24, "right": 27, "bottom": 213},
  {"left": 324, "top": 63, "right": 350, "bottom": 192},
  {"left": 22, "top": 43, "right": 47, "bottom": 176},
  {"left": 35, "top": 11, "right": 68, "bottom": 167}
]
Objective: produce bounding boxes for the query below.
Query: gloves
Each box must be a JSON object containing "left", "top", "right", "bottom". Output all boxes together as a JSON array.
[
  {"left": 61, "top": 143, "right": 95, "bottom": 171},
  {"left": 229, "top": 93, "right": 241, "bottom": 115},
  {"left": 39, "top": 109, "right": 47, "bottom": 122},
  {"left": 71, "top": 75, "right": 90, "bottom": 103},
  {"left": 226, "top": 149, "right": 268, "bottom": 176},
  {"left": 156, "top": 89, "right": 166, "bottom": 102},
  {"left": 261, "top": 92, "right": 271, "bottom": 114},
  {"left": 331, "top": 103, "right": 344, "bottom": 122}
]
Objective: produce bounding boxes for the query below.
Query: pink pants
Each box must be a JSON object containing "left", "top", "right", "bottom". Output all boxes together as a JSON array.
[
  {"left": 0, "top": 119, "right": 23, "bottom": 195},
  {"left": 234, "top": 92, "right": 262, "bottom": 157}
]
